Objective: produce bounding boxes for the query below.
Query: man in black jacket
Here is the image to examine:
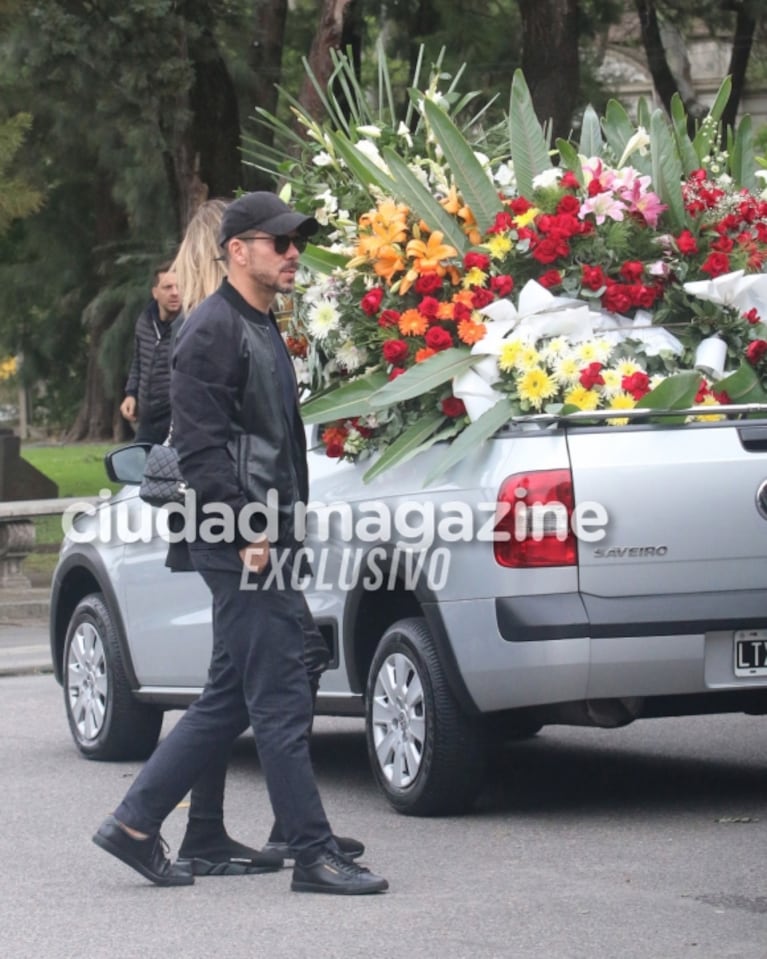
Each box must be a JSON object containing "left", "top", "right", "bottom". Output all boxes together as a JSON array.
[
  {"left": 92, "top": 192, "right": 389, "bottom": 895},
  {"left": 120, "top": 262, "right": 182, "bottom": 444}
]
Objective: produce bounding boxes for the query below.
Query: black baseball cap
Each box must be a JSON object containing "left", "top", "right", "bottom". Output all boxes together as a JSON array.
[{"left": 218, "top": 192, "right": 319, "bottom": 246}]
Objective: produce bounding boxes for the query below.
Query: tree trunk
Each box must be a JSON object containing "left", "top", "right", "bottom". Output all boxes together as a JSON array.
[
  {"left": 720, "top": 5, "right": 756, "bottom": 133},
  {"left": 66, "top": 177, "right": 128, "bottom": 442},
  {"left": 298, "top": 0, "right": 358, "bottom": 123},
  {"left": 517, "top": 0, "right": 579, "bottom": 142},
  {"left": 251, "top": 0, "right": 289, "bottom": 133}
]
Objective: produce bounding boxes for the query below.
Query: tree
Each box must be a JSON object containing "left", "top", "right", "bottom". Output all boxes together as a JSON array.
[
  {"left": 517, "top": 0, "right": 580, "bottom": 140},
  {"left": 634, "top": 0, "right": 763, "bottom": 133}
]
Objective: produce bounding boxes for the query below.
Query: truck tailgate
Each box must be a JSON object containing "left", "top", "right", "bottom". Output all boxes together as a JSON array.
[{"left": 567, "top": 422, "right": 767, "bottom": 607}]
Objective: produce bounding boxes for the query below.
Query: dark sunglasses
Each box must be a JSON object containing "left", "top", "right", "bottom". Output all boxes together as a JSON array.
[{"left": 238, "top": 233, "right": 308, "bottom": 255}]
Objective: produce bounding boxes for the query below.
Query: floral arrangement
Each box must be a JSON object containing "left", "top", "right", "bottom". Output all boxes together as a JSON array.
[{"left": 249, "top": 51, "right": 767, "bottom": 482}]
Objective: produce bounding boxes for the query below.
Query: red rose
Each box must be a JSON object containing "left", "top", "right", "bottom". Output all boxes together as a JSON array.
[
  {"left": 538, "top": 269, "right": 562, "bottom": 289},
  {"left": 418, "top": 296, "right": 440, "bottom": 319},
  {"left": 581, "top": 264, "right": 607, "bottom": 291},
  {"left": 622, "top": 370, "right": 650, "bottom": 400},
  {"left": 744, "top": 308, "right": 762, "bottom": 325},
  {"left": 746, "top": 339, "right": 767, "bottom": 365},
  {"left": 556, "top": 194, "right": 580, "bottom": 216},
  {"left": 601, "top": 282, "right": 633, "bottom": 315},
  {"left": 620, "top": 260, "right": 644, "bottom": 283},
  {"left": 463, "top": 251, "right": 490, "bottom": 271},
  {"left": 425, "top": 326, "right": 453, "bottom": 351},
  {"left": 579, "top": 362, "right": 604, "bottom": 390},
  {"left": 701, "top": 252, "right": 731, "bottom": 278},
  {"left": 560, "top": 170, "right": 580, "bottom": 190},
  {"left": 360, "top": 287, "right": 384, "bottom": 316},
  {"left": 325, "top": 441, "right": 345, "bottom": 458},
  {"left": 510, "top": 197, "right": 533, "bottom": 216},
  {"left": 470, "top": 286, "right": 495, "bottom": 309},
  {"left": 490, "top": 274, "right": 514, "bottom": 297},
  {"left": 676, "top": 229, "right": 698, "bottom": 255},
  {"left": 440, "top": 396, "right": 466, "bottom": 418},
  {"left": 382, "top": 339, "right": 409, "bottom": 364},
  {"left": 378, "top": 309, "right": 400, "bottom": 328},
  {"left": 388, "top": 367, "right": 406, "bottom": 380},
  {"left": 414, "top": 273, "right": 443, "bottom": 294}
]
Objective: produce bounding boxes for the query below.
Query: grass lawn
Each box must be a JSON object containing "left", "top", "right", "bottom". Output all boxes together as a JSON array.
[{"left": 19, "top": 442, "right": 125, "bottom": 581}]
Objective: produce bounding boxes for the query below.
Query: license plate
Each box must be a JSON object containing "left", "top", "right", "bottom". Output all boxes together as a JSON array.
[{"left": 734, "top": 629, "right": 767, "bottom": 677}]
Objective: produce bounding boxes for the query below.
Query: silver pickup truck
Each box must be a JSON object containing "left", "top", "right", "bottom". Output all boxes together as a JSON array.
[{"left": 49, "top": 406, "right": 767, "bottom": 815}]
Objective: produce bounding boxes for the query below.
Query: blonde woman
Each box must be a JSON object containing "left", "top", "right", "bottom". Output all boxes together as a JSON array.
[{"left": 172, "top": 198, "right": 229, "bottom": 317}]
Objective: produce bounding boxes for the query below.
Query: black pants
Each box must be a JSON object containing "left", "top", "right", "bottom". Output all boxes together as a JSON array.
[
  {"left": 186, "top": 590, "right": 330, "bottom": 842},
  {"left": 114, "top": 563, "right": 333, "bottom": 856}
]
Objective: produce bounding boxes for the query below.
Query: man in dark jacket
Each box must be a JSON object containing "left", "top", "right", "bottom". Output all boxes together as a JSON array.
[
  {"left": 120, "top": 262, "right": 182, "bottom": 443},
  {"left": 92, "top": 192, "right": 389, "bottom": 895}
]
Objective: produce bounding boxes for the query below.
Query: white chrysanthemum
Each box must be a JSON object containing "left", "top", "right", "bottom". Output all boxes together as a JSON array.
[
  {"left": 356, "top": 124, "right": 381, "bottom": 138},
  {"left": 301, "top": 274, "right": 336, "bottom": 306},
  {"left": 574, "top": 338, "right": 613, "bottom": 364},
  {"left": 354, "top": 139, "right": 389, "bottom": 173},
  {"left": 533, "top": 167, "right": 563, "bottom": 190},
  {"left": 649, "top": 373, "right": 666, "bottom": 390},
  {"left": 336, "top": 341, "right": 368, "bottom": 372},
  {"left": 312, "top": 151, "right": 334, "bottom": 168},
  {"left": 551, "top": 354, "right": 583, "bottom": 386},
  {"left": 615, "top": 357, "right": 642, "bottom": 377},
  {"left": 540, "top": 336, "right": 570, "bottom": 363},
  {"left": 600, "top": 367, "right": 624, "bottom": 398},
  {"left": 343, "top": 428, "right": 368, "bottom": 455},
  {"left": 307, "top": 300, "right": 341, "bottom": 339}
]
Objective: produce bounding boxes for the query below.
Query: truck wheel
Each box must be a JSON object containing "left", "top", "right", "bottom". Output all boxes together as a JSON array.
[
  {"left": 63, "top": 593, "right": 162, "bottom": 761},
  {"left": 365, "top": 617, "right": 485, "bottom": 816}
]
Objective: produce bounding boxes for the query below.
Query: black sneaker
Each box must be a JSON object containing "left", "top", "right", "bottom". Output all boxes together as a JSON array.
[
  {"left": 177, "top": 833, "right": 284, "bottom": 876},
  {"left": 263, "top": 834, "right": 365, "bottom": 861},
  {"left": 291, "top": 848, "right": 388, "bottom": 895},
  {"left": 92, "top": 815, "right": 194, "bottom": 887}
]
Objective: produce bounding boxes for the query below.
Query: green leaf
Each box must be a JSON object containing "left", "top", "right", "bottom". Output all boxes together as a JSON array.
[
  {"left": 369, "top": 348, "right": 476, "bottom": 408},
  {"left": 555, "top": 138, "right": 583, "bottom": 184},
  {"left": 635, "top": 370, "right": 702, "bottom": 409},
  {"left": 669, "top": 95, "right": 700, "bottom": 176},
  {"left": 650, "top": 110, "right": 688, "bottom": 231},
  {"left": 423, "top": 398, "right": 518, "bottom": 486},
  {"left": 423, "top": 99, "right": 503, "bottom": 234},
  {"left": 381, "top": 147, "right": 469, "bottom": 251},
  {"left": 508, "top": 69, "right": 551, "bottom": 199},
  {"left": 578, "top": 104, "right": 602, "bottom": 159},
  {"left": 362, "top": 410, "right": 447, "bottom": 482},
  {"left": 300, "top": 371, "right": 389, "bottom": 424},
  {"left": 717, "top": 362, "right": 767, "bottom": 402},
  {"left": 731, "top": 115, "right": 757, "bottom": 192},
  {"left": 300, "top": 244, "right": 348, "bottom": 275},
  {"left": 692, "top": 76, "right": 731, "bottom": 160}
]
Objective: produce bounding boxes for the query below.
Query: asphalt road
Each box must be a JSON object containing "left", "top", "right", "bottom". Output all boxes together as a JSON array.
[{"left": 3, "top": 663, "right": 767, "bottom": 959}]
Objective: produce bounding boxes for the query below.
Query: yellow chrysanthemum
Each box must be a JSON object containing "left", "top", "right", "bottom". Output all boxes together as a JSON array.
[
  {"left": 514, "top": 206, "right": 540, "bottom": 229},
  {"left": 564, "top": 385, "right": 600, "bottom": 411},
  {"left": 517, "top": 367, "right": 558, "bottom": 410},
  {"left": 540, "top": 337, "right": 569, "bottom": 362},
  {"left": 687, "top": 393, "right": 726, "bottom": 423},
  {"left": 485, "top": 233, "right": 512, "bottom": 260},
  {"left": 498, "top": 339, "right": 527, "bottom": 373},
  {"left": 462, "top": 266, "right": 487, "bottom": 288},
  {"left": 606, "top": 392, "right": 636, "bottom": 426}
]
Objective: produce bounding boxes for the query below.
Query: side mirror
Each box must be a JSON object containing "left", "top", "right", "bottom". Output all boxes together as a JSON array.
[{"left": 104, "top": 443, "right": 151, "bottom": 484}]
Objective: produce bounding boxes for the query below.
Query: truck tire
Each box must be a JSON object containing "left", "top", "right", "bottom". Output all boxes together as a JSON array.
[
  {"left": 63, "top": 593, "right": 163, "bottom": 761},
  {"left": 365, "top": 616, "right": 485, "bottom": 815}
]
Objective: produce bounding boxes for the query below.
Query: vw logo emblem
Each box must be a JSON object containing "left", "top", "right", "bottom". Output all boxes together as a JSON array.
[{"left": 757, "top": 480, "right": 767, "bottom": 519}]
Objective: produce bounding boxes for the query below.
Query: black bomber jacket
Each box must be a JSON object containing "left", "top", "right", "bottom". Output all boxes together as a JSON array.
[{"left": 170, "top": 279, "right": 308, "bottom": 563}]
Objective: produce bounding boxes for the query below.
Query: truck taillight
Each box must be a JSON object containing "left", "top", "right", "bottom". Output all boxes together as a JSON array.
[{"left": 494, "top": 469, "right": 577, "bottom": 568}]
